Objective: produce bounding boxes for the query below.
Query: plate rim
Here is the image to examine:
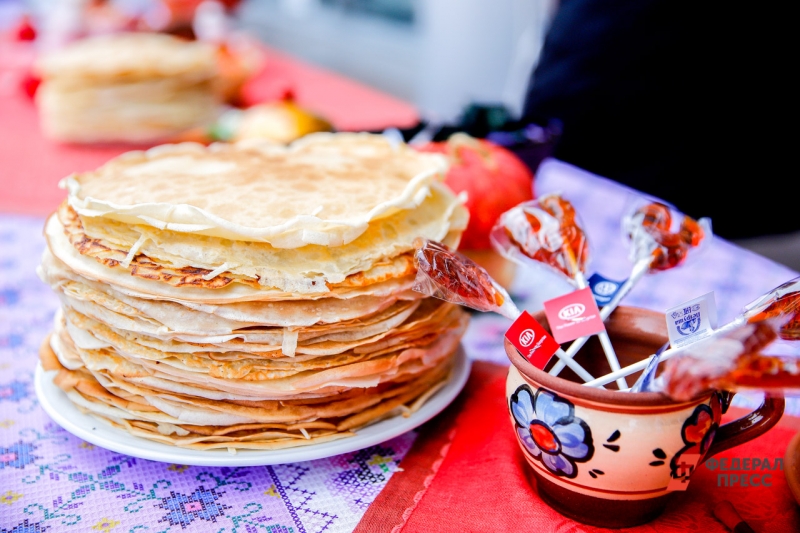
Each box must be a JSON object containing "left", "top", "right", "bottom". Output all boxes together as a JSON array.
[{"left": 34, "top": 347, "right": 471, "bottom": 466}]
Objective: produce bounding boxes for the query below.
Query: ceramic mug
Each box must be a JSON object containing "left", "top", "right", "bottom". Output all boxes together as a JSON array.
[{"left": 504, "top": 306, "right": 785, "bottom": 529}]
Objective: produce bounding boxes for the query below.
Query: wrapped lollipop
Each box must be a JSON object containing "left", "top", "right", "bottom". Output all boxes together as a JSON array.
[
  {"left": 626, "top": 201, "right": 711, "bottom": 271},
  {"left": 412, "top": 238, "right": 598, "bottom": 382},
  {"left": 490, "top": 193, "right": 589, "bottom": 284},
  {"left": 490, "top": 194, "right": 626, "bottom": 387},
  {"left": 547, "top": 200, "right": 712, "bottom": 380},
  {"left": 413, "top": 238, "right": 520, "bottom": 319},
  {"left": 583, "top": 277, "right": 800, "bottom": 390},
  {"left": 742, "top": 277, "right": 800, "bottom": 323},
  {"left": 659, "top": 320, "right": 799, "bottom": 401}
]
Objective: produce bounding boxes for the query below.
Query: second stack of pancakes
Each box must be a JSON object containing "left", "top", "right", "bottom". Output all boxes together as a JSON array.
[{"left": 39, "top": 133, "right": 470, "bottom": 451}]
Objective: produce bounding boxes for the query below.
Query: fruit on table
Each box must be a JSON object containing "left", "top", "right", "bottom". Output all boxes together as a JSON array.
[
  {"left": 417, "top": 133, "right": 534, "bottom": 250},
  {"left": 233, "top": 97, "right": 333, "bottom": 144}
]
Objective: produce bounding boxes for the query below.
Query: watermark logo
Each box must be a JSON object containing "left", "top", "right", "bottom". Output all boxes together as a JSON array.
[
  {"left": 706, "top": 457, "right": 783, "bottom": 487},
  {"left": 667, "top": 456, "right": 783, "bottom": 491}
]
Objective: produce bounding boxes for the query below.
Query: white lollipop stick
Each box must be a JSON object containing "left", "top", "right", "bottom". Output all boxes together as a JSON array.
[
  {"left": 549, "top": 258, "right": 650, "bottom": 379},
  {"left": 573, "top": 270, "right": 628, "bottom": 389},
  {"left": 553, "top": 346, "right": 597, "bottom": 382},
  {"left": 581, "top": 317, "right": 747, "bottom": 388},
  {"left": 583, "top": 343, "right": 689, "bottom": 388}
]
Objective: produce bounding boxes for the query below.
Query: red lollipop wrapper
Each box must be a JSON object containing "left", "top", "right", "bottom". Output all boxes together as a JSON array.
[
  {"left": 622, "top": 199, "right": 712, "bottom": 271},
  {"left": 412, "top": 239, "right": 520, "bottom": 319},
  {"left": 661, "top": 319, "right": 800, "bottom": 401},
  {"left": 490, "top": 193, "right": 589, "bottom": 284}
]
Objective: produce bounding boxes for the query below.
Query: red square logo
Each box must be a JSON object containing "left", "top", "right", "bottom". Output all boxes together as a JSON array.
[
  {"left": 505, "top": 311, "right": 561, "bottom": 370},
  {"left": 543, "top": 287, "right": 606, "bottom": 344}
]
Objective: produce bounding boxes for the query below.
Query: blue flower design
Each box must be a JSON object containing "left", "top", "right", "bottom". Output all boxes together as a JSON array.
[
  {"left": 1, "top": 519, "right": 48, "bottom": 533},
  {"left": 157, "top": 486, "right": 230, "bottom": 528},
  {"left": 0, "top": 288, "right": 20, "bottom": 306},
  {"left": 510, "top": 385, "right": 594, "bottom": 478},
  {"left": 0, "top": 442, "right": 38, "bottom": 469},
  {"left": 0, "top": 380, "right": 29, "bottom": 403}
]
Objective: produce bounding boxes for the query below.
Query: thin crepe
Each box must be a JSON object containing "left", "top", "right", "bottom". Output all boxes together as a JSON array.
[{"left": 65, "top": 134, "right": 450, "bottom": 247}]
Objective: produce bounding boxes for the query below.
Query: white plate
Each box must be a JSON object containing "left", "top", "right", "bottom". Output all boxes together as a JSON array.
[{"left": 34, "top": 347, "right": 471, "bottom": 466}]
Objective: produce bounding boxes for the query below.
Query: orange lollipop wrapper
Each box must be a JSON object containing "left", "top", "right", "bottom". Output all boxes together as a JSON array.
[
  {"left": 412, "top": 239, "right": 520, "bottom": 319},
  {"left": 622, "top": 199, "right": 712, "bottom": 272},
  {"left": 490, "top": 194, "right": 590, "bottom": 284},
  {"left": 742, "top": 277, "right": 800, "bottom": 340},
  {"left": 660, "top": 318, "right": 800, "bottom": 401}
]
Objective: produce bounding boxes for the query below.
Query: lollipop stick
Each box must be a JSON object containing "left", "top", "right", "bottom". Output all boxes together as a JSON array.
[
  {"left": 549, "top": 258, "right": 650, "bottom": 377},
  {"left": 552, "top": 347, "right": 597, "bottom": 382},
  {"left": 597, "top": 332, "right": 628, "bottom": 389},
  {"left": 572, "top": 269, "right": 628, "bottom": 389},
  {"left": 582, "top": 341, "right": 692, "bottom": 388},
  {"left": 582, "top": 315, "right": 749, "bottom": 388}
]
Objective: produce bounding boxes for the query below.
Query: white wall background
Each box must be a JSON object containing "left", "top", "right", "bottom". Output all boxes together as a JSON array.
[{"left": 238, "top": 0, "right": 556, "bottom": 123}]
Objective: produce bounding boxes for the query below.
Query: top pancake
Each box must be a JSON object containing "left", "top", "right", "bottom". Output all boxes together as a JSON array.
[
  {"left": 64, "top": 134, "right": 449, "bottom": 247},
  {"left": 35, "top": 32, "right": 218, "bottom": 83}
]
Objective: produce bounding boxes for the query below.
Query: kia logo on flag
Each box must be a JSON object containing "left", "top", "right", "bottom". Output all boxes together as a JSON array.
[
  {"left": 519, "top": 329, "right": 536, "bottom": 347},
  {"left": 558, "top": 303, "right": 586, "bottom": 321}
]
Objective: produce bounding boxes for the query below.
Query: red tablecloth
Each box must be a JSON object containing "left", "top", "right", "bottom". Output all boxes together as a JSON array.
[
  {"left": 356, "top": 362, "right": 800, "bottom": 533},
  {"left": 0, "top": 45, "right": 418, "bottom": 217}
]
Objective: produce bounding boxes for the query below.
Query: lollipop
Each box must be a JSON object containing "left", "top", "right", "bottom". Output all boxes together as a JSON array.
[
  {"left": 583, "top": 277, "right": 800, "bottom": 390},
  {"left": 742, "top": 278, "right": 800, "bottom": 323},
  {"left": 659, "top": 321, "right": 798, "bottom": 400},
  {"left": 629, "top": 202, "right": 708, "bottom": 271},
  {"left": 412, "top": 238, "right": 597, "bottom": 382},
  {"left": 491, "top": 194, "right": 626, "bottom": 387},
  {"left": 548, "top": 201, "right": 712, "bottom": 381},
  {"left": 780, "top": 312, "right": 800, "bottom": 341},
  {"left": 491, "top": 194, "right": 589, "bottom": 282},
  {"left": 413, "top": 238, "right": 519, "bottom": 319}
]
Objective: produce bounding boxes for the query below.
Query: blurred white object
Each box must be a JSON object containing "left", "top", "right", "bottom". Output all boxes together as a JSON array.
[
  {"left": 416, "top": 0, "right": 556, "bottom": 122},
  {"left": 237, "top": 0, "right": 556, "bottom": 122},
  {"left": 194, "top": 0, "right": 229, "bottom": 43}
]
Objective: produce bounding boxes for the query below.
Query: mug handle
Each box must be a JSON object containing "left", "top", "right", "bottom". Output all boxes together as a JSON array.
[{"left": 706, "top": 393, "right": 785, "bottom": 458}]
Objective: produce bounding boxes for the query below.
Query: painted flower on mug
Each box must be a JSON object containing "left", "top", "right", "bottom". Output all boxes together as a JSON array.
[
  {"left": 510, "top": 385, "right": 594, "bottom": 478},
  {"left": 670, "top": 391, "right": 722, "bottom": 479}
]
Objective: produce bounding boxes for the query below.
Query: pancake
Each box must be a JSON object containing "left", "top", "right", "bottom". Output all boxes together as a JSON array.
[
  {"left": 35, "top": 33, "right": 221, "bottom": 144},
  {"left": 64, "top": 135, "right": 449, "bottom": 246},
  {"left": 54, "top": 304, "right": 466, "bottom": 386},
  {"left": 57, "top": 177, "right": 467, "bottom": 293},
  {"left": 42, "top": 338, "right": 452, "bottom": 450},
  {"left": 39, "top": 132, "right": 471, "bottom": 450},
  {"left": 39, "top": 250, "right": 421, "bottom": 328},
  {"left": 44, "top": 221, "right": 422, "bottom": 303},
  {"left": 60, "top": 297, "right": 460, "bottom": 361},
  {"left": 35, "top": 33, "right": 218, "bottom": 82}
]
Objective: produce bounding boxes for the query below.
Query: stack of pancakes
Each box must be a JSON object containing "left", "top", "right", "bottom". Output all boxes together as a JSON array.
[
  {"left": 38, "top": 133, "right": 470, "bottom": 451},
  {"left": 35, "top": 33, "right": 221, "bottom": 144}
]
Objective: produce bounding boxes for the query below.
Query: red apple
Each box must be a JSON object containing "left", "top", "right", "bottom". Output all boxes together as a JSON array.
[{"left": 417, "top": 133, "right": 535, "bottom": 250}]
